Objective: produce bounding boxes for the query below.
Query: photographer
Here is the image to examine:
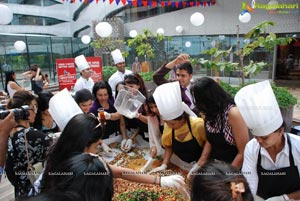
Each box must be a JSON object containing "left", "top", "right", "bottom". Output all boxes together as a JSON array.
[
  {"left": 5, "top": 90, "right": 52, "bottom": 198},
  {"left": 0, "top": 112, "right": 16, "bottom": 182}
]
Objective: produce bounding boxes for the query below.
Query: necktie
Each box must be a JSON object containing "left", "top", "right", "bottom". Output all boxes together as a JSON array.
[{"left": 181, "top": 87, "right": 192, "bottom": 107}]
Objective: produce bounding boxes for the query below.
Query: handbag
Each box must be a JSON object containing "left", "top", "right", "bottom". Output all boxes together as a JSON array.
[{"left": 24, "top": 128, "right": 43, "bottom": 186}]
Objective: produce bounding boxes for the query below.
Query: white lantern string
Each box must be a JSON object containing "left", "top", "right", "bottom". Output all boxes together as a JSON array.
[{"left": 0, "top": 4, "right": 13, "bottom": 25}]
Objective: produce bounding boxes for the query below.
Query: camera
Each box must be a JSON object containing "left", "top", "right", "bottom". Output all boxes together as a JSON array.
[{"left": 0, "top": 105, "right": 30, "bottom": 121}]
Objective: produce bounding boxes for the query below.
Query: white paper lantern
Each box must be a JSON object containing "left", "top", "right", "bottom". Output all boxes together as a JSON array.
[
  {"left": 190, "top": 12, "right": 205, "bottom": 27},
  {"left": 185, "top": 41, "right": 191, "bottom": 48},
  {"left": 129, "top": 30, "right": 137, "bottom": 38},
  {"left": 81, "top": 35, "right": 91, "bottom": 44},
  {"left": 95, "top": 22, "right": 112, "bottom": 38},
  {"left": 156, "top": 28, "right": 165, "bottom": 35},
  {"left": 0, "top": 4, "right": 13, "bottom": 25},
  {"left": 239, "top": 12, "right": 251, "bottom": 23},
  {"left": 211, "top": 40, "right": 216, "bottom": 47},
  {"left": 175, "top": 26, "right": 183, "bottom": 33},
  {"left": 243, "top": 39, "right": 250, "bottom": 44},
  {"left": 14, "top": 41, "right": 26, "bottom": 52},
  {"left": 219, "top": 35, "right": 225, "bottom": 40}
]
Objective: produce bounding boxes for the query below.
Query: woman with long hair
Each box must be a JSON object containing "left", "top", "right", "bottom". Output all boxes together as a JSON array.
[
  {"left": 40, "top": 113, "right": 184, "bottom": 194},
  {"left": 190, "top": 77, "right": 249, "bottom": 172},
  {"left": 5, "top": 70, "right": 24, "bottom": 98},
  {"left": 120, "top": 73, "right": 149, "bottom": 152},
  {"left": 89, "top": 81, "right": 125, "bottom": 139},
  {"left": 5, "top": 90, "right": 52, "bottom": 198}
]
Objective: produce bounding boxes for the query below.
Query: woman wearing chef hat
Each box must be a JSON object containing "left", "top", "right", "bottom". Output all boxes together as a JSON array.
[
  {"left": 235, "top": 80, "right": 300, "bottom": 201},
  {"left": 149, "top": 81, "right": 207, "bottom": 176}
]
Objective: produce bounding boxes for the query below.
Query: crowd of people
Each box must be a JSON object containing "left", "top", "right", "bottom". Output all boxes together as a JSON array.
[{"left": 0, "top": 49, "right": 299, "bottom": 201}]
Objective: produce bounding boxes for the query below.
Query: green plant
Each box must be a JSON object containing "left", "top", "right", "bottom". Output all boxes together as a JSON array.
[
  {"left": 102, "top": 66, "right": 117, "bottom": 81},
  {"left": 139, "top": 71, "right": 154, "bottom": 82},
  {"left": 114, "top": 189, "right": 160, "bottom": 201},
  {"left": 92, "top": 37, "right": 125, "bottom": 54},
  {"left": 127, "top": 29, "right": 171, "bottom": 60},
  {"left": 199, "top": 21, "right": 293, "bottom": 85},
  {"left": 220, "top": 81, "right": 297, "bottom": 108}
]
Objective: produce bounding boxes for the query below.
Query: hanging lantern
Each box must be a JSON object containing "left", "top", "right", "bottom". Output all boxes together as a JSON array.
[
  {"left": 81, "top": 35, "right": 91, "bottom": 44},
  {"left": 219, "top": 35, "right": 225, "bottom": 40},
  {"left": 0, "top": 4, "right": 13, "bottom": 25},
  {"left": 95, "top": 22, "right": 113, "bottom": 38},
  {"left": 185, "top": 41, "right": 191, "bottom": 48},
  {"left": 14, "top": 41, "right": 26, "bottom": 52},
  {"left": 156, "top": 28, "right": 165, "bottom": 35},
  {"left": 239, "top": 12, "right": 251, "bottom": 23},
  {"left": 175, "top": 26, "right": 183, "bottom": 33},
  {"left": 129, "top": 30, "right": 137, "bottom": 38},
  {"left": 190, "top": 12, "right": 205, "bottom": 27}
]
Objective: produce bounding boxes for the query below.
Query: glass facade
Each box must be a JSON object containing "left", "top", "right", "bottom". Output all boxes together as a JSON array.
[{"left": 0, "top": 34, "right": 93, "bottom": 90}]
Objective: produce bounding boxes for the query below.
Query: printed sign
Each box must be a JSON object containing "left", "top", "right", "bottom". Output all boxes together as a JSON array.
[{"left": 56, "top": 57, "right": 103, "bottom": 91}]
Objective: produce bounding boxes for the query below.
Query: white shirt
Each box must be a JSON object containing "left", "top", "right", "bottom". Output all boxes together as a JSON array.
[
  {"left": 242, "top": 133, "right": 300, "bottom": 195},
  {"left": 108, "top": 69, "right": 132, "bottom": 97},
  {"left": 73, "top": 76, "right": 94, "bottom": 93},
  {"left": 185, "top": 84, "right": 195, "bottom": 109},
  {"left": 7, "top": 82, "right": 17, "bottom": 98}
]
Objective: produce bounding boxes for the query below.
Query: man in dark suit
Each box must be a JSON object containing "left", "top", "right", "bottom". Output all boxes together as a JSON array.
[{"left": 153, "top": 54, "right": 197, "bottom": 114}]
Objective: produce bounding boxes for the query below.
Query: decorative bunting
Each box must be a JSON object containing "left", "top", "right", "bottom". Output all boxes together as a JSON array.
[{"left": 61, "top": 0, "right": 216, "bottom": 7}]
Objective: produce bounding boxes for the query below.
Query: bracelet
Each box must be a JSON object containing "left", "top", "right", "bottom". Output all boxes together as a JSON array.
[{"left": 153, "top": 176, "right": 157, "bottom": 185}]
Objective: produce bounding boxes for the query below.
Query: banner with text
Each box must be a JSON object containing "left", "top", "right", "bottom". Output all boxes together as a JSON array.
[{"left": 56, "top": 57, "right": 102, "bottom": 91}]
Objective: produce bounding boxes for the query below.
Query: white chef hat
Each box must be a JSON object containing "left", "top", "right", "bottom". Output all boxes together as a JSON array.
[
  {"left": 111, "top": 49, "right": 125, "bottom": 64},
  {"left": 49, "top": 88, "right": 83, "bottom": 131},
  {"left": 75, "top": 55, "right": 90, "bottom": 71},
  {"left": 153, "top": 81, "right": 183, "bottom": 121},
  {"left": 235, "top": 80, "right": 283, "bottom": 136}
]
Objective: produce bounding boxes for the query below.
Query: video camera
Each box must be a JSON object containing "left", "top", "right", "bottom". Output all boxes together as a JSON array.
[{"left": 0, "top": 105, "right": 30, "bottom": 121}]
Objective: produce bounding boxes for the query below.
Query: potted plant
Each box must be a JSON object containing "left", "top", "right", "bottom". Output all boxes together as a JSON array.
[
  {"left": 127, "top": 29, "right": 171, "bottom": 72},
  {"left": 220, "top": 81, "right": 297, "bottom": 132},
  {"left": 198, "top": 21, "right": 293, "bottom": 85}
]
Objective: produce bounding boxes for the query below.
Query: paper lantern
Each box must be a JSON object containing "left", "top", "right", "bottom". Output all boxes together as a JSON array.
[
  {"left": 95, "top": 22, "right": 112, "bottom": 38},
  {"left": 219, "top": 35, "right": 225, "bottom": 40},
  {"left": 14, "top": 41, "right": 26, "bottom": 52},
  {"left": 129, "top": 30, "right": 137, "bottom": 38},
  {"left": 239, "top": 12, "right": 251, "bottom": 23},
  {"left": 0, "top": 4, "right": 13, "bottom": 25},
  {"left": 190, "top": 12, "right": 205, "bottom": 27},
  {"left": 156, "top": 28, "right": 164, "bottom": 35},
  {"left": 185, "top": 41, "right": 191, "bottom": 48},
  {"left": 81, "top": 35, "right": 91, "bottom": 44},
  {"left": 243, "top": 39, "right": 250, "bottom": 44},
  {"left": 175, "top": 26, "right": 183, "bottom": 33}
]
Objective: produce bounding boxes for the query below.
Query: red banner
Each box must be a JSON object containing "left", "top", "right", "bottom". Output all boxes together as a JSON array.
[
  {"left": 56, "top": 58, "right": 77, "bottom": 91},
  {"left": 56, "top": 57, "right": 103, "bottom": 91},
  {"left": 87, "top": 57, "right": 103, "bottom": 83}
]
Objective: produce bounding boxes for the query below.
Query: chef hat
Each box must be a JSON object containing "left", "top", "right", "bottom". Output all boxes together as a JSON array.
[
  {"left": 235, "top": 80, "right": 283, "bottom": 136},
  {"left": 153, "top": 82, "right": 183, "bottom": 121},
  {"left": 49, "top": 88, "right": 83, "bottom": 131},
  {"left": 111, "top": 49, "right": 125, "bottom": 64},
  {"left": 75, "top": 55, "right": 90, "bottom": 71}
]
